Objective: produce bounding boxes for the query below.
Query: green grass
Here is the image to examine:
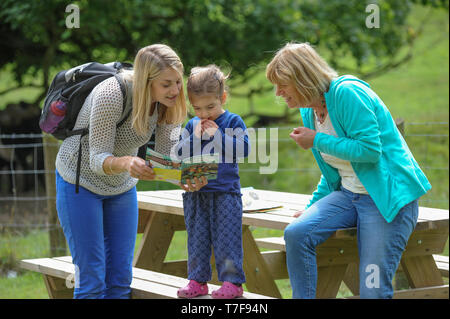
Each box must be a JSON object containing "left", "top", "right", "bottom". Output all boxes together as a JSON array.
[
  {"left": 0, "top": 5, "right": 448, "bottom": 299},
  {"left": 0, "top": 230, "right": 52, "bottom": 299}
]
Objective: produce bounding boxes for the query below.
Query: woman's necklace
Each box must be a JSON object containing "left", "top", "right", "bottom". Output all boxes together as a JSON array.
[{"left": 314, "top": 97, "right": 327, "bottom": 124}]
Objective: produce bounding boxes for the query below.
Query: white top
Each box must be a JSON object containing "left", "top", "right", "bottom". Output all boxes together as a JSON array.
[
  {"left": 56, "top": 76, "right": 181, "bottom": 195},
  {"left": 314, "top": 114, "right": 368, "bottom": 194}
]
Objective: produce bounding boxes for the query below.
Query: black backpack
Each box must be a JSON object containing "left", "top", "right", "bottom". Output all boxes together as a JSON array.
[{"left": 40, "top": 61, "right": 134, "bottom": 193}]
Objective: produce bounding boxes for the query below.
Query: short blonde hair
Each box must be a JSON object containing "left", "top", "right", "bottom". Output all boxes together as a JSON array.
[
  {"left": 187, "top": 64, "right": 228, "bottom": 99},
  {"left": 266, "top": 42, "right": 338, "bottom": 106},
  {"left": 126, "top": 44, "right": 187, "bottom": 135}
]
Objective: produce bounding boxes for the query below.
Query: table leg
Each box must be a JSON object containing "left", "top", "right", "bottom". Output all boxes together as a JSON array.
[
  {"left": 401, "top": 255, "right": 444, "bottom": 288},
  {"left": 342, "top": 262, "right": 360, "bottom": 296},
  {"left": 43, "top": 275, "right": 73, "bottom": 299},
  {"left": 316, "top": 265, "right": 348, "bottom": 298},
  {"left": 133, "top": 211, "right": 185, "bottom": 271},
  {"left": 242, "top": 226, "right": 282, "bottom": 298}
]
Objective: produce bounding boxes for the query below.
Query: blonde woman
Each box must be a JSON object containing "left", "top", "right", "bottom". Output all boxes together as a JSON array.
[
  {"left": 266, "top": 42, "right": 431, "bottom": 299},
  {"left": 55, "top": 44, "right": 205, "bottom": 299}
]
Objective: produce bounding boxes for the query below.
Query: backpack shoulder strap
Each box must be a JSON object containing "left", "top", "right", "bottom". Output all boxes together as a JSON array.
[
  {"left": 115, "top": 74, "right": 133, "bottom": 128},
  {"left": 114, "top": 73, "right": 147, "bottom": 160}
]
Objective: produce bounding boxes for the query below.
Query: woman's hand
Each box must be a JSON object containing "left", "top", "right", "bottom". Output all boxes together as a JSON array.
[
  {"left": 179, "top": 176, "right": 208, "bottom": 192},
  {"left": 289, "top": 127, "right": 316, "bottom": 150},
  {"left": 126, "top": 156, "right": 156, "bottom": 180}
]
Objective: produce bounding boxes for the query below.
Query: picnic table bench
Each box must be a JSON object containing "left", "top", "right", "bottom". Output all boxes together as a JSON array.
[
  {"left": 20, "top": 188, "right": 448, "bottom": 299},
  {"left": 20, "top": 256, "right": 272, "bottom": 299},
  {"left": 134, "top": 188, "right": 449, "bottom": 299}
]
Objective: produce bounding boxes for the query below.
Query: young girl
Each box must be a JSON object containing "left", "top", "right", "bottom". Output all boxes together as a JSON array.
[{"left": 175, "top": 65, "right": 250, "bottom": 299}]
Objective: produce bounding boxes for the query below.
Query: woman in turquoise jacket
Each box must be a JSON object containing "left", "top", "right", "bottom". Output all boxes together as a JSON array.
[{"left": 266, "top": 42, "right": 431, "bottom": 299}]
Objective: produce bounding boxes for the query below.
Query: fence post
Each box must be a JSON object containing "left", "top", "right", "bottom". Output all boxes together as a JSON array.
[
  {"left": 395, "top": 118, "right": 405, "bottom": 136},
  {"left": 43, "top": 133, "right": 66, "bottom": 257}
]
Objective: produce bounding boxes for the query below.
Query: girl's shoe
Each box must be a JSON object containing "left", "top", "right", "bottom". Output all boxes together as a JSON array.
[
  {"left": 177, "top": 280, "right": 208, "bottom": 298},
  {"left": 211, "top": 281, "right": 243, "bottom": 299}
]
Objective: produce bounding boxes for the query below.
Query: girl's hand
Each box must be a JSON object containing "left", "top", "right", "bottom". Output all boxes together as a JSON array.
[
  {"left": 179, "top": 176, "right": 208, "bottom": 192},
  {"left": 127, "top": 156, "right": 156, "bottom": 180},
  {"left": 293, "top": 210, "right": 304, "bottom": 218},
  {"left": 201, "top": 120, "right": 219, "bottom": 137},
  {"left": 193, "top": 120, "right": 203, "bottom": 139},
  {"left": 289, "top": 127, "right": 316, "bottom": 150}
]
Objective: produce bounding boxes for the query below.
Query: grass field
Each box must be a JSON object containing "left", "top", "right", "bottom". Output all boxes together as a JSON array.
[{"left": 0, "top": 5, "right": 448, "bottom": 299}]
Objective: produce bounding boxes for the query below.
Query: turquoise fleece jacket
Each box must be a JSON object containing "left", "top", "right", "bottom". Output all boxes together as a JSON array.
[{"left": 301, "top": 75, "right": 431, "bottom": 223}]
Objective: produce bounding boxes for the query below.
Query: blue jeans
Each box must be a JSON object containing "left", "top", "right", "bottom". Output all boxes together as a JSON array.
[
  {"left": 284, "top": 187, "right": 419, "bottom": 299},
  {"left": 55, "top": 170, "right": 138, "bottom": 299}
]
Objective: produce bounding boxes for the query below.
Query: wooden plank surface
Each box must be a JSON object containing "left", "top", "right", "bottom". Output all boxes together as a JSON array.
[
  {"left": 255, "top": 237, "right": 285, "bottom": 251},
  {"left": 20, "top": 258, "right": 74, "bottom": 279},
  {"left": 22, "top": 256, "right": 272, "bottom": 299},
  {"left": 255, "top": 229, "right": 450, "bottom": 257},
  {"left": 433, "top": 255, "right": 449, "bottom": 263},
  {"left": 137, "top": 189, "right": 449, "bottom": 232},
  {"left": 347, "top": 285, "right": 449, "bottom": 299},
  {"left": 138, "top": 189, "right": 450, "bottom": 221},
  {"left": 432, "top": 255, "right": 449, "bottom": 277},
  {"left": 255, "top": 234, "right": 449, "bottom": 260}
]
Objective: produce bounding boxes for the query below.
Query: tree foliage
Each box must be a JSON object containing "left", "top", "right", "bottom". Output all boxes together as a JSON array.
[{"left": 0, "top": 0, "right": 447, "bottom": 107}]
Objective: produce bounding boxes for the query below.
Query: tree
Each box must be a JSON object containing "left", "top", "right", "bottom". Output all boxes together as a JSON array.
[{"left": 0, "top": 0, "right": 447, "bottom": 122}]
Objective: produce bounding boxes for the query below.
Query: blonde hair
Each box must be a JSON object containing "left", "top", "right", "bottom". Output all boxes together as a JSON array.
[
  {"left": 187, "top": 64, "right": 228, "bottom": 99},
  {"left": 266, "top": 42, "right": 338, "bottom": 106},
  {"left": 125, "top": 44, "right": 187, "bottom": 135}
]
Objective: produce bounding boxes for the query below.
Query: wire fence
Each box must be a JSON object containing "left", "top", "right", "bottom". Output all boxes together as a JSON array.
[{"left": 0, "top": 121, "right": 448, "bottom": 233}]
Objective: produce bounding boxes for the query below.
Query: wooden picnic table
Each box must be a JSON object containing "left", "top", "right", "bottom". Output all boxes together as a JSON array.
[{"left": 134, "top": 188, "right": 449, "bottom": 298}]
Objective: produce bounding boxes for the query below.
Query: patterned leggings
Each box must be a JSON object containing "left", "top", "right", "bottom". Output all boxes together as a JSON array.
[{"left": 182, "top": 191, "right": 246, "bottom": 284}]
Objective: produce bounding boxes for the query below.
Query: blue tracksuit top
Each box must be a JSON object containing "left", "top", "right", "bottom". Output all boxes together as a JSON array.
[
  {"left": 176, "top": 110, "right": 250, "bottom": 194},
  {"left": 302, "top": 75, "right": 431, "bottom": 223}
]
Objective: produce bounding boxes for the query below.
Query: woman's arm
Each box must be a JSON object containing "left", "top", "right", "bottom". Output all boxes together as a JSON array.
[
  {"left": 103, "top": 155, "right": 154, "bottom": 179},
  {"left": 314, "top": 84, "right": 382, "bottom": 163},
  {"left": 88, "top": 78, "right": 123, "bottom": 175},
  {"left": 89, "top": 78, "right": 154, "bottom": 179},
  {"left": 293, "top": 174, "right": 333, "bottom": 217},
  {"left": 306, "top": 174, "right": 334, "bottom": 209}
]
